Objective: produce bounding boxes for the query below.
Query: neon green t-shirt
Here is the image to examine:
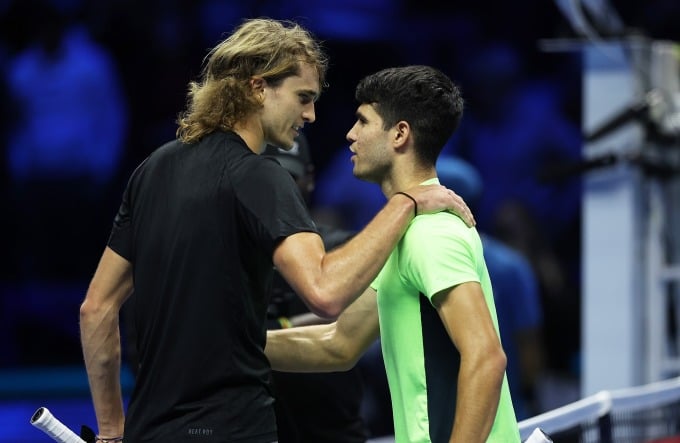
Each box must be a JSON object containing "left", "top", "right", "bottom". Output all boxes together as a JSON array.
[{"left": 371, "top": 179, "right": 520, "bottom": 443}]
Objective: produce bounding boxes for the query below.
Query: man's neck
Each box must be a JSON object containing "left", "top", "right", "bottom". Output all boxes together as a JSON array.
[
  {"left": 233, "top": 118, "right": 265, "bottom": 154},
  {"left": 380, "top": 165, "right": 437, "bottom": 198}
]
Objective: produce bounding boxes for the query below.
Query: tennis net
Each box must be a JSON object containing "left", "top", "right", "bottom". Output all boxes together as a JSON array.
[{"left": 518, "top": 376, "right": 680, "bottom": 443}]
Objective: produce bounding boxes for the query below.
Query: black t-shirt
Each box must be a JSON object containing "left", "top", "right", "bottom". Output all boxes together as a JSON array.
[{"left": 109, "top": 131, "right": 317, "bottom": 442}]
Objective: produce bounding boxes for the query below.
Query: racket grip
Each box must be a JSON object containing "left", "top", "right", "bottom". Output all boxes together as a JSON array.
[{"left": 31, "top": 407, "right": 87, "bottom": 443}]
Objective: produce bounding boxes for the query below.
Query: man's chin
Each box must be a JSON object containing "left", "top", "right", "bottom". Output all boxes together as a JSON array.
[
  {"left": 353, "top": 170, "right": 375, "bottom": 183},
  {"left": 278, "top": 140, "right": 294, "bottom": 150}
]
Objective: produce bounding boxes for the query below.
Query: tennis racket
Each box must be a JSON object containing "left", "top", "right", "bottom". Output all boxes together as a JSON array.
[{"left": 30, "top": 407, "right": 95, "bottom": 443}]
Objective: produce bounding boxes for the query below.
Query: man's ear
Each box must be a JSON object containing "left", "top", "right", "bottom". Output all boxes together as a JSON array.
[
  {"left": 393, "top": 121, "right": 410, "bottom": 150},
  {"left": 250, "top": 77, "right": 266, "bottom": 98}
]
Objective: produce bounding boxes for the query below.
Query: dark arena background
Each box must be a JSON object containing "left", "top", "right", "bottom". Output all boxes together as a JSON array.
[{"left": 1, "top": 0, "right": 679, "bottom": 441}]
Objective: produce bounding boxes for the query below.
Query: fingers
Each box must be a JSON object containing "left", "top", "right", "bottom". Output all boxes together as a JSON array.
[
  {"left": 400, "top": 185, "right": 475, "bottom": 227},
  {"left": 448, "top": 188, "right": 476, "bottom": 227}
]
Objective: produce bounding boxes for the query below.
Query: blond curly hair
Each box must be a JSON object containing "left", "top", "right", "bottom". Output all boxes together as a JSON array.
[{"left": 176, "top": 18, "right": 328, "bottom": 144}]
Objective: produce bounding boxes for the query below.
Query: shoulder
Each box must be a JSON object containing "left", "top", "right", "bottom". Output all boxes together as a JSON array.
[
  {"left": 130, "top": 139, "right": 183, "bottom": 177},
  {"left": 152, "top": 138, "right": 184, "bottom": 158},
  {"left": 195, "top": 131, "right": 292, "bottom": 182},
  {"left": 402, "top": 213, "right": 482, "bottom": 262},
  {"left": 407, "top": 211, "right": 473, "bottom": 239},
  {"left": 234, "top": 152, "right": 294, "bottom": 188}
]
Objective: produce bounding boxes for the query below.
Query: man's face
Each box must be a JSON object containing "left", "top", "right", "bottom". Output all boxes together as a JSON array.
[
  {"left": 346, "top": 103, "right": 392, "bottom": 183},
  {"left": 260, "top": 63, "right": 320, "bottom": 150}
]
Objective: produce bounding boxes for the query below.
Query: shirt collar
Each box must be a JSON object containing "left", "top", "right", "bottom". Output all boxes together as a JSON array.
[{"left": 419, "top": 177, "right": 440, "bottom": 186}]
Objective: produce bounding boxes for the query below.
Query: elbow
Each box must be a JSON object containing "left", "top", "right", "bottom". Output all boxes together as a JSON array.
[
  {"left": 342, "top": 352, "right": 366, "bottom": 372},
  {"left": 469, "top": 344, "right": 507, "bottom": 383},
  {"left": 301, "top": 289, "right": 345, "bottom": 319},
  {"left": 80, "top": 298, "right": 104, "bottom": 340},
  {"left": 487, "top": 346, "right": 508, "bottom": 382},
  {"left": 79, "top": 297, "right": 121, "bottom": 365},
  {"left": 327, "top": 343, "right": 362, "bottom": 372},
  {"left": 292, "top": 270, "right": 360, "bottom": 318},
  {"left": 317, "top": 326, "right": 363, "bottom": 371},
  {"left": 79, "top": 297, "right": 98, "bottom": 323},
  {"left": 308, "top": 303, "right": 343, "bottom": 320},
  {"left": 335, "top": 360, "right": 358, "bottom": 372},
  {"left": 79, "top": 290, "right": 116, "bottom": 328}
]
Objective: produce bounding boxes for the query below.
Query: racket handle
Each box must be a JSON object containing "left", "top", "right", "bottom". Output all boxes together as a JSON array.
[{"left": 31, "top": 407, "right": 87, "bottom": 443}]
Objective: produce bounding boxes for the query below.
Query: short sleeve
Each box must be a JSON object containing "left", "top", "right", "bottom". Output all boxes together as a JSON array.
[
  {"left": 400, "top": 212, "right": 481, "bottom": 303},
  {"left": 232, "top": 157, "right": 318, "bottom": 255},
  {"left": 107, "top": 159, "right": 148, "bottom": 261}
]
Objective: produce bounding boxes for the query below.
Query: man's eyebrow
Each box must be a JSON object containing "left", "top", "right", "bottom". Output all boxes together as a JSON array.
[{"left": 300, "top": 89, "right": 320, "bottom": 102}]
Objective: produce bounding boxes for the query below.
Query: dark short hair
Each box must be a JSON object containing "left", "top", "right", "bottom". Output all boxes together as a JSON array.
[{"left": 355, "top": 65, "right": 464, "bottom": 165}]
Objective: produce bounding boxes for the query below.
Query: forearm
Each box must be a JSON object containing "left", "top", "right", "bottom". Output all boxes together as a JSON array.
[
  {"left": 450, "top": 350, "right": 506, "bottom": 442},
  {"left": 267, "top": 288, "right": 379, "bottom": 373},
  {"left": 80, "top": 300, "right": 125, "bottom": 437},
  {"left": 310, "top": 194, "right": 414, "bottom": 315},
  {"left": 266, "top": 324, "right": 355, "bottom": 372}
]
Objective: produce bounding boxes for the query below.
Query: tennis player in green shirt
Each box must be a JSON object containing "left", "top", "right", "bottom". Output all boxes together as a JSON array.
[{"left": 266, "top": 65, "right": 520, "bottom": 443}]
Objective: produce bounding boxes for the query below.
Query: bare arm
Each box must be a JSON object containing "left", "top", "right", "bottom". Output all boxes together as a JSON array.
[
  {"left": 433, "top": 282, "right": 507, "bottom": 443},
  {"left": 266, "top": 287, "right": 380, "bottom": 372},
  {"left": 80, "top": 247, "right": 134, "bottom": 439},
  {"left": 274, "top": 185, "right": 473, "bottom": 318}
]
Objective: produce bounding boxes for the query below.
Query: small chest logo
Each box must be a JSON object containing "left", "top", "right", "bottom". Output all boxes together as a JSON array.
[{"left": 187, "top": 427, "right": 214, "bottom": 437}]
